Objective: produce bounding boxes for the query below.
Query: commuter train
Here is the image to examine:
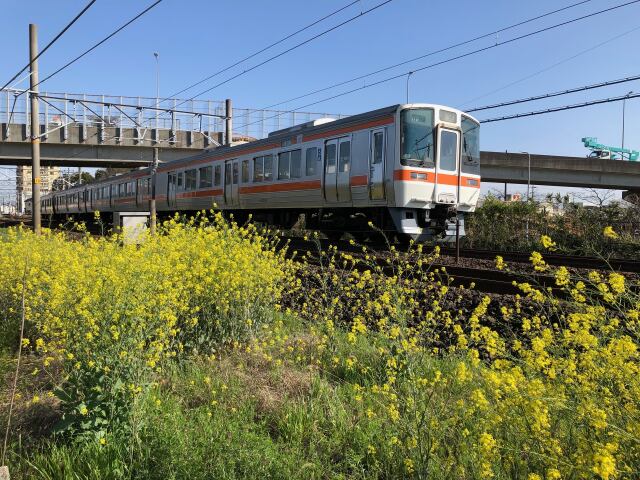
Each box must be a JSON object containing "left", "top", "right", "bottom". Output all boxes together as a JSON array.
[{"left": 40, "top": 103, "right": 481, "bottom": 241}]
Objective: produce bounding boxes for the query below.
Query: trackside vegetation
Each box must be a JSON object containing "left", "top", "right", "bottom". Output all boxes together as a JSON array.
[
  {"left": 465, "top": 194, "right": 640, "bottom": 258},
  {"left": 0, "top": 213, "right": 638, "bottom": 479}
]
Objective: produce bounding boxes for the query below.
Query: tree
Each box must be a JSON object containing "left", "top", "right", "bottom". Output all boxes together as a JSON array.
[{"left": 52, "top": 172, "right": 95, "bottom": 191}]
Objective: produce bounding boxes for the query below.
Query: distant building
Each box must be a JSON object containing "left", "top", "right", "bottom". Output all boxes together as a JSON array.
[{"left": 16, "top": 166, "right": 61, "bottom": 213}]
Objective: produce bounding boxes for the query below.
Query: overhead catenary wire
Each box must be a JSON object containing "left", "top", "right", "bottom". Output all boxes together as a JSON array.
[
  {"left": 0, "top": 0, "right": 97, "bottom": 92},
  {"left": 467, "top": 73, "right": 640, "bottom": 112},
  {"left": 259, "top": 0, "right": 597, "bottom": 111},
  {"left": 234, "top": 0, "right": 640, "bottom": 131},
  {"left": 33, "top": 0, "right": 163, "bottom": 90},
  {"left": 165, "top": 0, "right": 362, "bottom": 100},
  {"left": 479, "top": 92, "right": 640, "bottom": 123},
  {"left": 459, "top": 23, "right": 640, "bottom": 107},
  {"left": 169, "top": 0, "right": 396, "bottom": 111}
]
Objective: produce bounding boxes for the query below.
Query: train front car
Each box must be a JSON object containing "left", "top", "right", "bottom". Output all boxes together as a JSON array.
[{"left": 390, "top": 104, "right": 480, "bottom": 241}]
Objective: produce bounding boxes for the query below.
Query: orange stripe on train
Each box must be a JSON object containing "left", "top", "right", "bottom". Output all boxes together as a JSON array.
[
  {"left": 393, "top": 169, "right": 480, "bottom": 188},
  {"left": 240, "top": 179, "right": 321, "bottom": 194}
]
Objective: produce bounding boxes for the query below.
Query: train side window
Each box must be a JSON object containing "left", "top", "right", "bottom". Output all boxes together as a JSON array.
[
  {"left": 253, "top": 156, "right": 264, "bottom": 182},
  {"left": 264, "top": 155, "right": 273, "bottom": 181},
  {"left": 290, "top": 149, "right": 302, "bottom": 178},
  {"left": 241, "top": 159, "right": 249, "bottom": 183},
  {"left": 305, "top": 147, "right": 318, "bottom": 176},
  {"left": 278, "top": 151, "right": 290, "bottom": 180},
  {"left": 232, "top": 162, "right": 239, "bottom": 184},
  {"left": 338, "top": 140, "right": 351, "bottom": 173},
  {"left": 214, "top": 165, "right": 221, "bottom": 186},
  {"left": 185, "top": 169, "right": 197, "bottom": 190},
  {"left": 199, "top": 166, "right": 213, "bottom": 188},
  {"left": 373, "top": 132, "right": 384, "bottom": 164},
  {"left": 177, "top": 172, "right": 184, "bottom": 190}
]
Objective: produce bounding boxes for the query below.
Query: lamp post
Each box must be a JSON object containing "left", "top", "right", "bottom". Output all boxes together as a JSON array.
[
  {"left": 521, "top": 151, "right": 531, "bottom": 241},
  {"left": 406, "top": 71, "right": 413, "bottom": 104},
  {"left": 622, "top": 91, "right": 633, "bottom": 159},
  {"left": 154, "top": 52, "right": 159, "bottom": 130}
]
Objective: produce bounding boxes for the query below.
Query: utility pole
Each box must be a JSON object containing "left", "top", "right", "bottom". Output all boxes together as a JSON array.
[
  {"left": 149, "top": 147, "right": 158, "bottom": 235},
  {"left": 225, "top": 98, "right": 232, "bottom": 146},
  {"left": 29, "top": 24, "right": 41, "bottom": 234},
  {"left": 154, "top": 52, "right": 159, "bottom": 131}
]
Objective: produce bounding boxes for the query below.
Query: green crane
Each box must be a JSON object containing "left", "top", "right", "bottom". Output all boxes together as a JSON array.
[{"left": 582, "top": 137, "right": 639, "bottom": 161}]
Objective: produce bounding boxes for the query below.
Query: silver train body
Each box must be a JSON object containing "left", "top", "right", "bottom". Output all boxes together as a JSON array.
[{"left": 41, "top": 103, "right": 481, "bottom": 240}]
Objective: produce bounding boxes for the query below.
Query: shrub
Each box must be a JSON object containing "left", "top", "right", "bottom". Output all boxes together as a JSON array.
[{"left": 0, "top": 213, "right": 293, "bottom": 439}]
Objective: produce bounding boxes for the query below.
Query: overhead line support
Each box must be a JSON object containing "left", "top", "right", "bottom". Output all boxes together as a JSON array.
[{"left": 29, "top": 24, "right": 41, "bottom": 234}]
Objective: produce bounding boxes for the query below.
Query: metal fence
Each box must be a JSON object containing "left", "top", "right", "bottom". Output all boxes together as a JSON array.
[{"left": 1, "top": 89, "right": 346, "bottom": 141}]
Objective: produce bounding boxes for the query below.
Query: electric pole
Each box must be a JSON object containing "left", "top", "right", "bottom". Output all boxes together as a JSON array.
[
  {"left": 225, "top": 98, "right": 233, "bottom": 146},
  {"left": 149, "top": 147, "right": 158, "bottom": 235},
  {"left": 29, "top": 24, "right": 41, "bottom": 234}
]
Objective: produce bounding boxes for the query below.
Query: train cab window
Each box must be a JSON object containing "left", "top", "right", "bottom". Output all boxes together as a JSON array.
[
  {"left": 439, "top": 130, "right": 458, "bottom": 171},
  {"left": 253, "top": 157, "right": 264, "bottom": 182},
  {"left": 241, "top": 160, "right": 249, "bottom": 183},
  {"left": 214, "top": 165, "right": 221, "bottom": 186},
  {"left": 373, "top": 132, "right": 384, "bottom": 164},
  {"left": 278, "top": 151, "right": 290, "bottom": 180},
  {"left": 290, "top": 149, "right": 302, "bottom": 178},
  {"left": 263, "top": 155, "right": 273, "bottom": 181},
  {"left": 232, "top": 163, "right": 239, "bottom": 185},
  {"left": 400, "top": 108, "right": 435, "bottom": 167},
  {"left": 338, "top": 140, "right": 351, "bottom": 173},
  {"left": 305, "top": 147, "right": 318, "bottom": 176},
  {"left": 199, "top": 166, "right": 213, "bottom": 188},
  {"left": 185, "top": 169, "right": 197, "bottom": 190},
  {"left": 461, "top": 116, "right": 480, "bottom": 176}
]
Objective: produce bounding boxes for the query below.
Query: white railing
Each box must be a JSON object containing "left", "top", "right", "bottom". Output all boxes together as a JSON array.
[{"left": 1, "top": 89, "right": 345, "bottom": 141}]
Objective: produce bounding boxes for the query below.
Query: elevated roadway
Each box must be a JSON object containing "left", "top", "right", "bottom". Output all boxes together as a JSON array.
[
  {"left": 3, "top": 122, "right": 640, "bottom": 193},
  {"left": 480, "top": 151, "right": 640, "bottom": 190}
]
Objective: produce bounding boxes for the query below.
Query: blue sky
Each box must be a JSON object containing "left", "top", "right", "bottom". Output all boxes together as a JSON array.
[{"left": 2, "top": 0, "right": 640, "bottom": 199}]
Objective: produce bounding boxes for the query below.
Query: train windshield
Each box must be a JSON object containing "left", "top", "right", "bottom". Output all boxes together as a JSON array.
[
  {"left": 461, "top": 116, "right": 480, "bottom": 175},
  {"left": 400, "top": 108, "right": 435, "bottom": 167}
]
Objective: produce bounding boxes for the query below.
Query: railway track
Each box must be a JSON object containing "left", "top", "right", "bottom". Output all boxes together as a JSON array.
[
  {"left": 0, "top": 216, "right": 32, "bottom": 228},
  {"left": 438, "top": 246, "right": 640, "bottom": 273},
  {"left": 279, "top": 235, "right": 638, "bottom": 296},
  {"left": 280, "top": 236, "right": 558, "bottom": 295}
]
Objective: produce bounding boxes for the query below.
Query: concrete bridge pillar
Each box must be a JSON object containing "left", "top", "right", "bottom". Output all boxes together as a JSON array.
[{"left": 622, "top": 190, "right": 640, "bottom": 205}]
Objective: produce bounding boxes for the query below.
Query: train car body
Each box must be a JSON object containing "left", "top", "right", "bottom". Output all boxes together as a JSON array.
[{"left": 40, "top": 103, "right": 481, "bottom": 241}]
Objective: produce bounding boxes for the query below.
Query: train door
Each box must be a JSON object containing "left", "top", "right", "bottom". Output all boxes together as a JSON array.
[
  {"left": 325, "top": 137, "right": 352, "bottom": 203},
  {"left": 224, "top": 160, "right": 240, "bottom": 207},
  {"left": 369, "top": 129, "right": 386, "bottom": 200},
  {"left": 434, "top": 127, "right": 460, "bottom": 204},
  {"left": 337, "top": 137, "right": 351, "bottom": 202},
  {"left": 324, "top": 139, "right": 338, "bottom": 202},
  {"left": 167, "top": 173, "right": 177, "bottom": 208}
]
